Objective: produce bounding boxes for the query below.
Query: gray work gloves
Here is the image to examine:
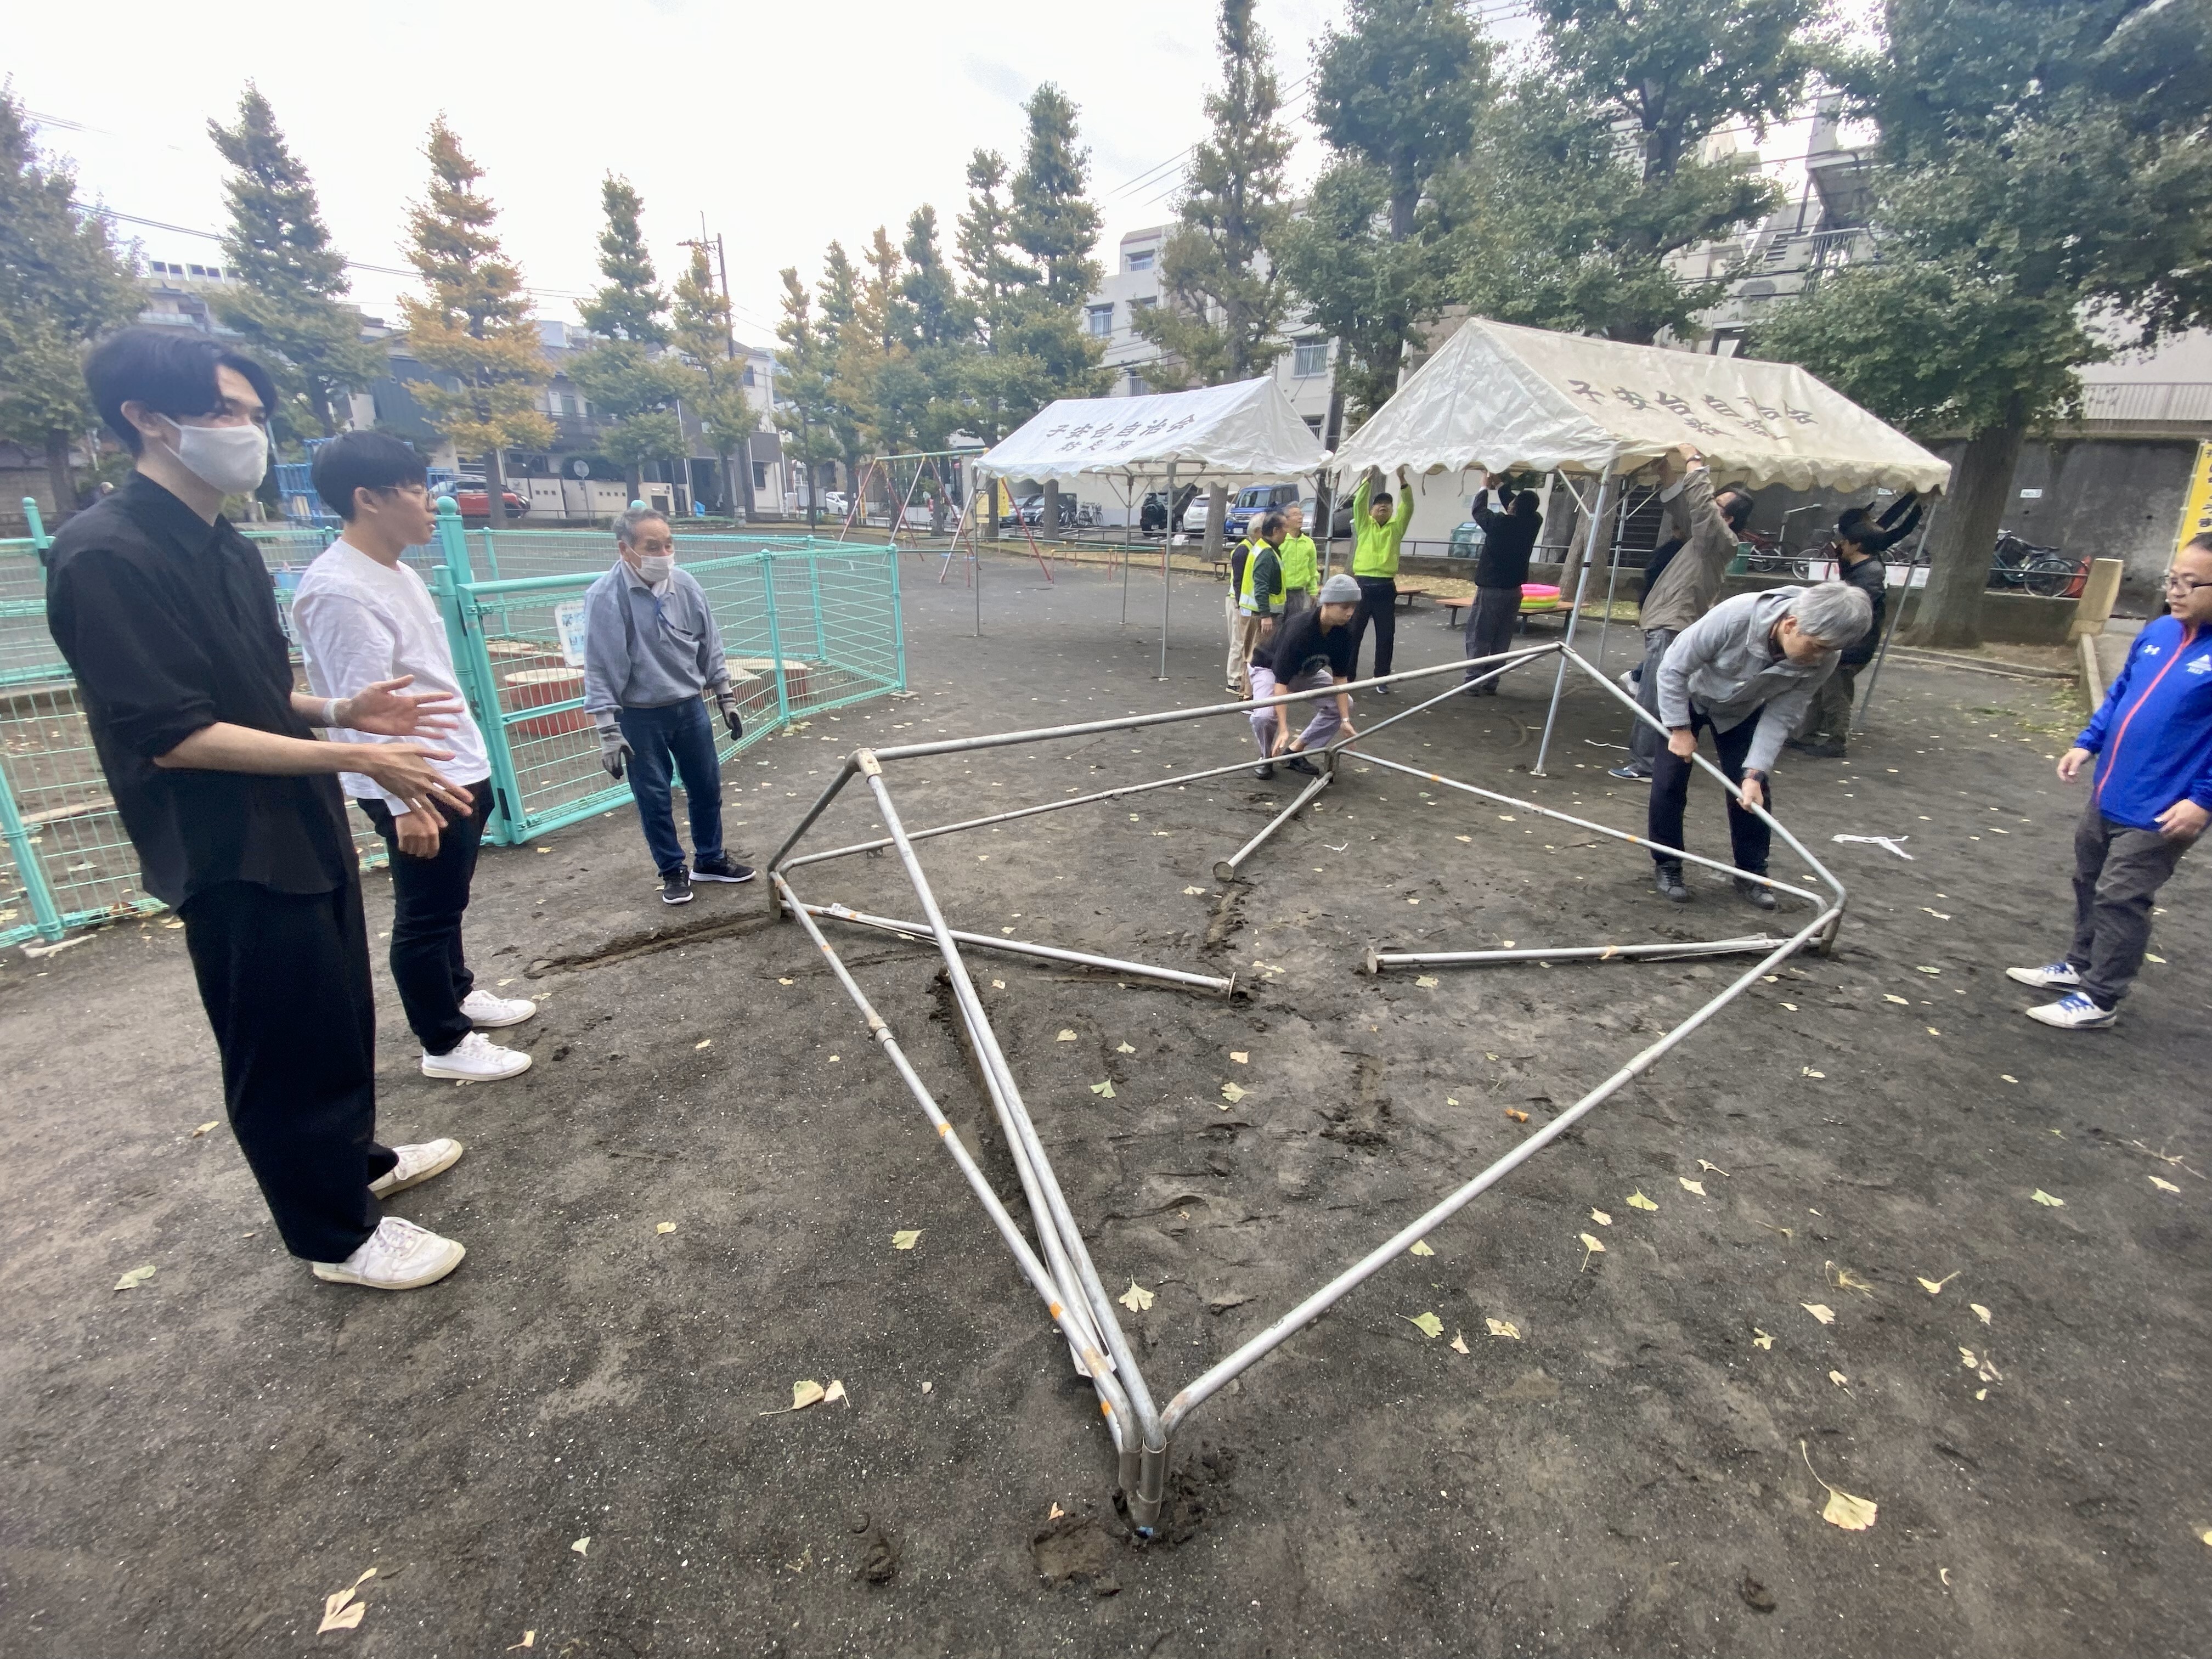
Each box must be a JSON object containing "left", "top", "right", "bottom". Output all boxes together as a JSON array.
[
  {"left": 596, "top": 718, "right": 633, "bottom": 781},
  {"left": 713, "top": 687, "right": 743, "bottom": 743}
]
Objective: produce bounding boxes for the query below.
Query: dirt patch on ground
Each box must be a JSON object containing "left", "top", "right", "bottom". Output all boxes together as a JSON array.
[{"left": 3, "top": 559, "right": 2208, "bottom": 1657}]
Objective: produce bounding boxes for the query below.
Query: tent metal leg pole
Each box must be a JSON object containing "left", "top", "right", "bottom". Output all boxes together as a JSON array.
[
  {"left": 1850, "top": 508, "right": 1938, "bottom": 736},
  {"left": 1158, "top": 903, "right": 1839, "bottom": 1436},
  {"left": 766, "top": 757, "right": 861, "bottom": 913},
  {"left": 772, "top": 872, "right": 1137, "bottom": 1442},
  {"left": 1366, "top": 936, "right": 1784, "bottom": 972},
  {"left": 1594, "top": 484, "right": 1632, "bottom": 675},
  {"left": 800, "top": 901, "right": 1235, "bottom": 994},
  {"left": 1533, "top": 473, "right": 1617, "bottom": 777},
  {"left": 782, "top": 754, "right": 1295, "bottom": 872},
  {"left": 1214, "top": 764, "right": 1333, "bottom": 882},
  {"left": 1159, "top": 462, "right": 1176, "bottom": 682},
  {"left": 858, "top": 762, "right": 1170, "bottom": 1515}
]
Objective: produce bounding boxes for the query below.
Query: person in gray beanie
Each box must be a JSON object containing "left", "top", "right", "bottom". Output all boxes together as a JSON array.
[
  {"left": 581, "top": 506, "right": 753, "bottom": 905},
  {"left": 1645, "top": 582, "right": 1871, "bottom": 907},
  {"left": 1244, "top": 573, "right": 1363, "bottom": 779}
]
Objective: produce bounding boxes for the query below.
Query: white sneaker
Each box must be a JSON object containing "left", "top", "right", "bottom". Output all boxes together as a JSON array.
[
  {"left": 369, "top": 1138, "right": 464, "bottom": 1199},
  {"left": 312, "top": 1216, "right": 465, "bottom": 1289},
  {"left": 421, "top": 1031, "right": 533, "bottom": 1081},
  {"left": 2025, "top": 992, "right": 2117, "bottom": 1031},
  {"left": 2005, "top": 961, "right": 2082, "bottom": 991},
  {"left": 460, "top": 988, "right": 538, "bottom": 1028}
]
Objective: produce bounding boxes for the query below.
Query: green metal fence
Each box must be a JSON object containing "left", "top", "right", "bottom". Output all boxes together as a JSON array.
[{"left": 0, "top": 499, "right": 904, "bottom": 946}]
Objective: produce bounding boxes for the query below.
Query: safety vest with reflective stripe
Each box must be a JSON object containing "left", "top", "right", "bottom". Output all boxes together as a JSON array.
[{"left": 1238, "top": 538, "right": 1284, "bottom": 614}]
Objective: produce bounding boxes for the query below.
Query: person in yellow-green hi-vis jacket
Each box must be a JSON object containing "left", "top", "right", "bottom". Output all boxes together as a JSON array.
[
  {"left": 1350, "top": 467, "right": 1412, "bottom": 691},
  {"left": 1277, "top": 501, "right": 1319, "bottom": 622}
]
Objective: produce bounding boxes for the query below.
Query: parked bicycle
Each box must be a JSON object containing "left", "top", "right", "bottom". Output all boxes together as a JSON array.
[{"left": 1989, "top": 531, "right": 2086, "bottom": 597}]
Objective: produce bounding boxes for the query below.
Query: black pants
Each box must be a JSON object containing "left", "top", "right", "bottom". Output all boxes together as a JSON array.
[
  {"left": 1626, "top": 627, "right": 1679, "bottom": 771},
  {"left": 180, "top": 878, "right": 393, "bottom": 1262},
  {"left": 2068, "top": 804, "right": 2194, "bottom": 1007},
  {"left": 1795, "top": 659, "right": 1863, "bottom": 741},
  {"left": 359, "top": 781, "right": 490, "bottom": 1056},
  {"left": 1351, "top": 575, "right": 1398, "bottom": 679},
  {"left": 1647, "top": 707, "right": 1772, "bottom": 876},
  {"left": 1463, "top": 585, "right": 1521, "bottom": 689}
]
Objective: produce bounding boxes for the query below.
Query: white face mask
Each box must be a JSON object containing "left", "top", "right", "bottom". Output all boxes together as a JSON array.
[
  {"left": 635, "top": 554, "right": 674, "bottom": 583},
  {"left": 162, "top": 419, "right": 269, "bottom": 495}
]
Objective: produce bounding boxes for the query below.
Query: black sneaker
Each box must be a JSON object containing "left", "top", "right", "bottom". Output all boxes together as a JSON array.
[
  {"left": 1735, "top": 876, "right": 1779, "bottom": 911},
  {"left": 1788, "top": 737, "right": 1848, "bottom": 759},
  {"left": 1654, "top": 862, "right": 1692, "bottom": 904},
  {"left": 1252, "top": 761, "right": 1277, "bottom": 780},
  {"left": 661, "top": 870, "right": 694, "bottom": 906},
  {"left": 1284, "top": 754, "right": 1321, "bottom": 776},
  {"left": 691, "top": 855, "right": 756, "bottom": 884},
  {"left": 1372, "top": 683, "right": 1393, "bottom": 696}
]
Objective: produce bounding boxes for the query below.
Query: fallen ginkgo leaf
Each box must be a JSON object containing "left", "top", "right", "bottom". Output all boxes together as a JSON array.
[
  {"left": 1485, "top": 1318, "right": 1521, "bottom": 1340},
  {"left": 1056, "top": 1030, "right": 1078, "bottom": 1042},
  {"left": 1590, "top": 1209, "right": 1612, "bottom": 1226},
  {"left": 1916, "top": 965, "right": 1942, "bottom": 975},
  {"left": 572, "top": 1537, "right": 591, "bottom": 1555},
  {"left": 1803, "top": 1068, "right": 1826, "bottom": 1079},
  {"left": 509, "top": 1633, "right": 536, "bottom": 1651},
  {"left": 191, "top": 1121, "right": 218, "bottom": 1137},
  {"left": 2150, "top": 1175, "right": 2181, "bottom": 1193},
  {"left": 1182, "top": 886, "right": 1206, "bottom": 895},
  {"left": 1752, "top": 1328, "right": 1774, "bottom": 1350},
  {"left": 1415, "top": 975, "right": 1439, "bottom": 988},
  {"left": 1119, "top": 1281, "right": 1155, "bottom": 1312},
  {"left": 891, "top": 1229, "right": 921, "bottom": 1250},
  {"left": 1803, "top": 1303, "right": 1836, "bottom": 1325},
  {"left": 1409, "top": 1240, "right": 1435, "bottom": 1257},
  {"left": 114, "top": 1265, "right": 156, "bottom": 1291},
  {"left": 1627, "top": 1191, "right": 1658, "bottom": 1211},
  {"left": 1220, "top": 1082, "right": 1246, "bottom": 1103},
  {"left": 823, "top": 1380, "right": 848, "bottom": 1405},
  {"left": 1959, "top": 1347, "right": 1978, "bottom": 1368},
  {"left": 1578, "top": 1233, "right": 1606, "bottom": 1269},
  {"left": 2030, "top": 1189, "right": 2065, "bottom": 1207},
  {"left": 1228, "top": 1051, "right": 1248, "bottom": 1064},
  {"left": 654, "top": 1222, "right": 676, "bottom": 1234},
  {"left": 695, "top": 1039, "right": 712, "bottom": 1051},
  {"left": 1090, "top": 1081, "right": 1116, "bottom": 1098},
  {"left": 778, "top": 977, "right": 794, "bottom": 985},
  {"left": 1697, "top": 1160, "right": 1730, "bottom": 1177},
  {"left": 1971, "top": 1304, "right": 1991, "bottom": 1325},
  {"left": 1404, "top": 1312, "right": 1445, "bottom": 1339},
  {"left": 1449, "top": 1330, "right": 1470, "bottom": 1354},
  {"left": 1505, "top": 1107, "right": 1528, "bottom": 1123},
  {"left": 1115, "top": 1041, "right": 1136, "bottom": 1053},
  {"left": 1883, "top": 993, "right": 1910, "bottom": 1005},
  {"left": 1803, "top": 1442, "right": 1877, "bottom": 1531},
  {"left": 1048, "top": 1502, "right": 1065, "bottom": 1521},
  {"left": 789, "top": 1380, "right": 827, "bottom": 1410},
  {"left": 1829, "top": 1370, "right": 1849, "bottom": 1389},
  {"left": 1679, "top": 1178, "right": 1706, "bottom": 1197}
]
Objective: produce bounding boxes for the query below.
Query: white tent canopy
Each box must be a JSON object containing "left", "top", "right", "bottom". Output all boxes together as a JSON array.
[
  {"left": 1331, "top": 319, "right": 1950, "bottom": 496},
  {"left": 977, "top": 376, "right": 1329, "bottom": 486}
]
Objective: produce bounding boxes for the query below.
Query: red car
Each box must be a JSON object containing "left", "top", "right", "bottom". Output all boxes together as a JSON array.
[{"left": 435, "top": 479, "right": 529, "bottom": 520}]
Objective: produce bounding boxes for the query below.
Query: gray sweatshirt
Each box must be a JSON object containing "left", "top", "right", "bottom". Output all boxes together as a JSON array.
[
  {"left": 1639, "top": 468, "right": 1740, "bottom": 634},
  {"left": 580, "top": 560, "right": 731, "bottom": 718},
  {"left": 1656, "top": 587, "right": 1839, "bottom": 775}
]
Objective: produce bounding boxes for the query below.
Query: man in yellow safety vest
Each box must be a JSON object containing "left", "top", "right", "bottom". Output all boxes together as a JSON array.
[
  {"left": 1232, "top": 512, "right": 1289, "bottom": 697},
  {"left": 1350, "top": 467, "right": 1412, "bottom": 691}
]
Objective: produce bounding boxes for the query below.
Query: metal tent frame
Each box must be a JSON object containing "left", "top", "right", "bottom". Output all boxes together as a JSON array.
[{"left": 764, "top": 640, "right": 1846, "bottom": 1533}]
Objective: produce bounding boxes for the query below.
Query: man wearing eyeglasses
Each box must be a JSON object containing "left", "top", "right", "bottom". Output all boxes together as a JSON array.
[
  {"left": 2007, "top": 533, "right": 2212, "bottom": 1029},
  {"left": 582, "top": 506, "right": 753, "bottom": 906}
]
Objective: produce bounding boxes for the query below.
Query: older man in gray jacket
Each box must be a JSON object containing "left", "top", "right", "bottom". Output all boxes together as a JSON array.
[
  {"left": 1646, "top": 583, "right": 1872, "bottom": 907},
  {"left": 582, "top": 506, "right": 752, "bottom": 906}
]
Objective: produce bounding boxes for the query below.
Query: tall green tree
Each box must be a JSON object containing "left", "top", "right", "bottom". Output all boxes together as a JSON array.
[
  {"left": 1756, "top": 0, "right": 2212, "bottom": 646},
  {"left": 899, "top": 204, "right": 979, "bottom": 458},
  {"left": 568, "top": 175, "right": 683, "bottom": 502},
  {"left": 772, "top": 266, "right": 840, "bottom": 526},
  {"left": 396, "top": 119, "right": 551, "bottom": 518},
  {"left": 206, "top": 86, "right": 382, "bottom": 440},
  {"left": 997, "top": 84, "right": 1109, "bottom": 419},
  {"left": 670, "top": 244, "right": 754, "bottom": 518},
  {"left": 1133, "top": 0, "right": 1296, "bottom": 388},
  {"left": 955, "top": 149, "right": 1033, "bottom": 447},
  {"left": 1278, "top": 0, "right": 1488, "bottom": 433},
  {"left": 0, "top": 92, "right": 139, "bottom": 516},
  {"left": 1446, "top": 0, "right": 1824, "bottom": 346},
  {"left": 811, "top": 240, "right": 868, "bottom": 505}
]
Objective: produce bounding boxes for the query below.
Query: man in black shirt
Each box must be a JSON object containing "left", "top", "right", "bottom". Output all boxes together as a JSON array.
[
  {"left": 1244, "top": 573, "right": 1362, "bottom": 778},
  {"left": 1462, "top": 482, "right": 1542, "bottom": 691},
  {"left": 1790, "top": 493, "right": 1920, "bottom": 758},
  {"left": 47, "top": 328, "right": 479, "bottom": 1292}
]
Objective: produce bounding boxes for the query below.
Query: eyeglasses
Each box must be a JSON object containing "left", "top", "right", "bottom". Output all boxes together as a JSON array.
[{"left": 2162, "top": 571, "right": 2212, "bottom": 594}]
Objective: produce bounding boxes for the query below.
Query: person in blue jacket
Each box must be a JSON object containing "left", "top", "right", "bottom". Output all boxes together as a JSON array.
[{"left": 2007, "top": 533, "right": 2212, "bottom": 1029}]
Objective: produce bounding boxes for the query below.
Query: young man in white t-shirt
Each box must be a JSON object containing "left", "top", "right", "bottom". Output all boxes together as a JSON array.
[{"left": 293, "top": 433, "right": 534, "bottom": 1082}]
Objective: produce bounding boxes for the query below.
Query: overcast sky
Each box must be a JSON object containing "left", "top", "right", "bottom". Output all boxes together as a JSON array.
[{"left": 12, "top": 1, "right": 1568, "bottom": 345}]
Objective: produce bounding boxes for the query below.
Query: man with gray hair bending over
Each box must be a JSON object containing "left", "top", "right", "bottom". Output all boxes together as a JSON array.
[
  {"left": 583, "top": 506, "right": 753, "bottom": 906},
  {"left": 1646, "top": 582, "right": 1872, "bottom": 909}
]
